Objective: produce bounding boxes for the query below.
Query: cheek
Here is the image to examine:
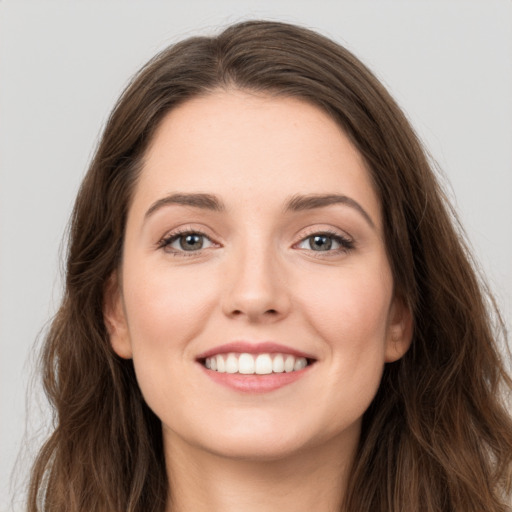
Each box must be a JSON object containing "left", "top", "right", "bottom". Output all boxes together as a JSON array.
[
  {"left": 300, "top": 260, "right": 391, "bottom": 332},
  {"left": 121, "top": 261, "right": 220, "bottom": 417},
  {"left": 295, "top": 262, "right": 393, "bottom": 383},
  {"left": 122, "top": 260, "right": 219, "bottom": 354}
]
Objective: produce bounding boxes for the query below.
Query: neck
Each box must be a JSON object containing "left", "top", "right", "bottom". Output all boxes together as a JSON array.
[{"left": 164, "top": 427, "right": 358, "bottom": 512}]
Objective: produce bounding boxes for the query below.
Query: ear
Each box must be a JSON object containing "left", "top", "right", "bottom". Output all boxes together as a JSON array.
[
  {"left": 385, "top": 295, "right": 413, "bottom": 363},
  {"left": 103, "top": 272, "right": 133, "bottom": 359}
]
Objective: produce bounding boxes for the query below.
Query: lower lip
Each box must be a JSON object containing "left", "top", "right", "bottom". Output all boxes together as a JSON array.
[{"left": 199, "top": 363, "right": 313, "bottom": 393}]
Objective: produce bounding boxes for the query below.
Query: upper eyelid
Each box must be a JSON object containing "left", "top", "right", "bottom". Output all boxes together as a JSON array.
[
  {"left": 293, "top": 225, "right": 353, "bottom": 243},
  {"left": 157, "top": 225, "right": 220, "bottom": 245}
]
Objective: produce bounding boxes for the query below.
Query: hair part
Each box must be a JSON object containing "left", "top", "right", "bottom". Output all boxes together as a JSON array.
[{"left": 28, "top": 20, "right": 512, "bottom": 512}]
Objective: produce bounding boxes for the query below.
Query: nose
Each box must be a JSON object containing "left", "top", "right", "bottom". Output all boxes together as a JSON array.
[{"left": 221, "top": 242, "right": 291, "bottom": 323}]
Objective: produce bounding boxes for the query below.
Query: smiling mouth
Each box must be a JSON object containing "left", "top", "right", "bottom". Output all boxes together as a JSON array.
[{"left": 200, "top": 353, "right": 315, "bottom": 375}]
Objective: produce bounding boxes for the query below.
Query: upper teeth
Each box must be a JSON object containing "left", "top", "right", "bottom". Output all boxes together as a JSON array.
[{"left": 204, "top": 353, "right": 308, "bottom": 374}]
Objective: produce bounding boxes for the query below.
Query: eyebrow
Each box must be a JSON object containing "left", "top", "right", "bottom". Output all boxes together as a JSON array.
[
  {"left": 285, "top": 194, "right": 375, "bottom": 228},
  {"left": 144, "top": 192, "right": 375, "bottom": 229},
  {"left": 145, "top": 193, "right": 225, "bottom": 219}
]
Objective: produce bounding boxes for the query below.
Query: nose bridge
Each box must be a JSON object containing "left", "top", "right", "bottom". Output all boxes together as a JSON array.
[{"left": 222, "top": 232, "right": 290, "bottom": 321}]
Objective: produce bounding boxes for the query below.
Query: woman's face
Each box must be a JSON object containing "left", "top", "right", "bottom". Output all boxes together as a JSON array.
[{"left": 105, "top": 90, "right": 411, "bottom": 461}]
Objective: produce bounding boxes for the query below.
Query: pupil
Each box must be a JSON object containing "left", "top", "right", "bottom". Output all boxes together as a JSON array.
[
  {"left": 312, "top": 235, "right": 332, "bottom": 251},
  {"left": 180, "top": 234, "right": 203, "bottom": 251}
]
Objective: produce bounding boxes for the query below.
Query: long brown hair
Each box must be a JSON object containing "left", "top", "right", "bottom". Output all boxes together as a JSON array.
[{"left": 28, "top": 20, "right": 512, "bottom": 511}]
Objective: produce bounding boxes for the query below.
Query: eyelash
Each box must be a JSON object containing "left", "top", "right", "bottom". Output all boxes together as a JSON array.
[
  {"left": 295, "top": 229, "right": 355, "bottom": 256},
  {"left": 157, "top": 227, "right": 217, "bottom": 257},
  {"left": 157, "top": 228, "right": 355, "bottom": 257}
]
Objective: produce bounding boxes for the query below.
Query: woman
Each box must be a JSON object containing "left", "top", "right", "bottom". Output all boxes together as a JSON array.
[{"left": 28, "top": 20, "right": 512, "bottom": 512}]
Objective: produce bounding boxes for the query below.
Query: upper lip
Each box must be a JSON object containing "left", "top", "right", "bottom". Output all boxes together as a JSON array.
[{"left": 196, "top": 341, "right": 316, "bottom": 361}]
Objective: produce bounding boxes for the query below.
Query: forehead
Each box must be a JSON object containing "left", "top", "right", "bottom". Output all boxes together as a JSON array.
[{"left": 136, "top": 90, "right": 380, "bottom": 223}]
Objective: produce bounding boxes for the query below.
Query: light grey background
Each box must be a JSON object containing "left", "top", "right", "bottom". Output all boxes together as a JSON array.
[{"left": 1, "top": 1, "right": 511, "bottom": 510}]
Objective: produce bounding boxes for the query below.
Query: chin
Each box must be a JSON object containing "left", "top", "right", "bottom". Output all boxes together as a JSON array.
[
  {"left": 202, "top": 433, "right": 313, "bottom": 462},
  {"left": 171, "top": 411, "right": 355, "bottom": 463}
]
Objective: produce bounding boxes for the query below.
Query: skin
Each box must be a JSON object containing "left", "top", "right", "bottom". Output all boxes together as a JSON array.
[{"left": 104, "top": 90, "right": 412, "bottom": 512}]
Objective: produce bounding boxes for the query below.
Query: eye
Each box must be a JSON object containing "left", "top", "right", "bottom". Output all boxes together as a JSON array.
[
  {"left": 296, "top": 232, "right": 354, "bottom": 252},
  {"left": 159, "top": 231, "right": 215, "bottom": 253}
]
